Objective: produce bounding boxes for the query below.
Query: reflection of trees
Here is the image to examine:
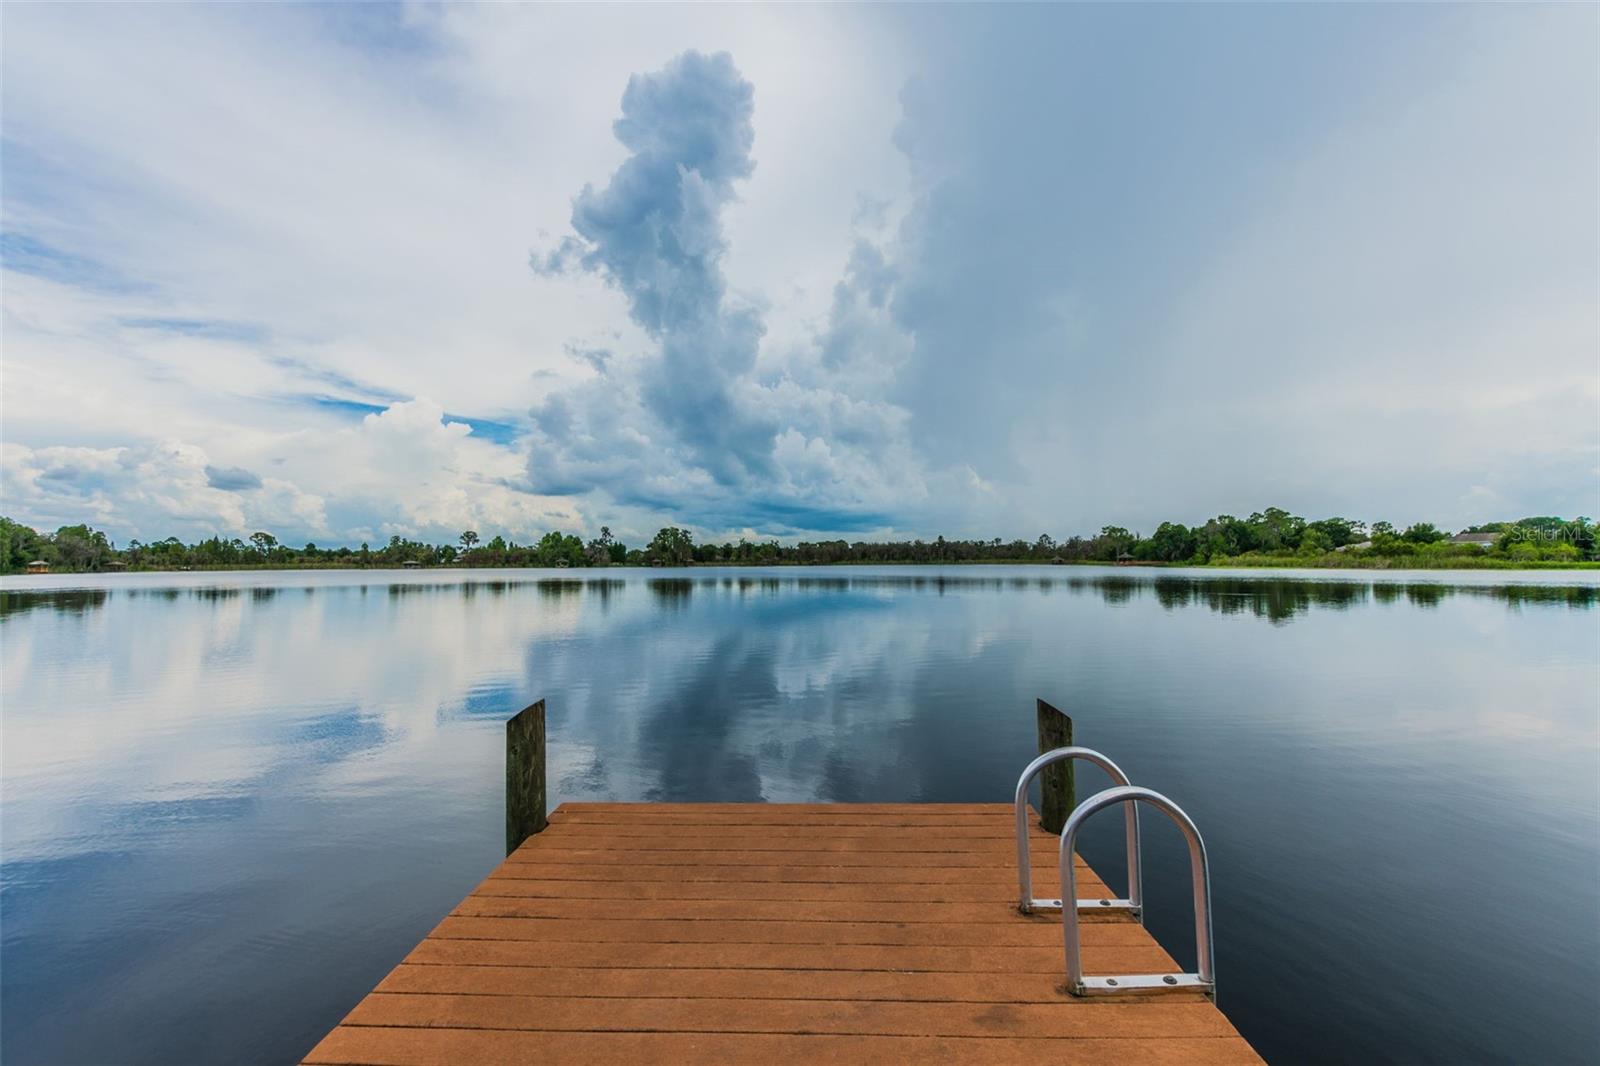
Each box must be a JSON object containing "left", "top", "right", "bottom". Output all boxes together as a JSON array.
[
  {"left": 0, "top": 588, "right": 109, "bottom": 618},
  {"left": 6, "top": 571, "right": 1590, "bottom": 632},
  {"left": 412, "top": 571, "right": 1598, "bottom": 624},
  {"left": 1469, "top": 584, "right": 1598, "bottom": 608},
  {"left": 1117, "top": 576, "right": 1594, "bottom": 622},
  {"left": 648, "top": 579, "right": 695, "bottom": 607},
  {"left": 587, "top": 579, "right": 625, "bottom": 611},
  {"left": 1095, "top": 577, "right": 1139, "bottom": 606},
  {"left": 1404, "top": 584, "right": 1444, "bottom": 609},
  {"left": 390, "top": 582, "right": 458, "bottom": 597},
  {"left": 1140, "top": 577, "right": 1367, "bottom": 622}
]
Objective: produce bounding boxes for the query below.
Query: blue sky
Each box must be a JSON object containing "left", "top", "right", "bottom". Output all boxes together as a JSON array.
[{"left": 3, "top": 3, "right": 1595, "bottom": 546}]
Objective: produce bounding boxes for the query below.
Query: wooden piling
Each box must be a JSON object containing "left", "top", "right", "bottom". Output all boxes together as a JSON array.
[
  {"left": 1036, "top": 698, "right": 1074, "bottom": 834},
  {"left": 506, "top": 700, "right": 547, "bottom": 854}
]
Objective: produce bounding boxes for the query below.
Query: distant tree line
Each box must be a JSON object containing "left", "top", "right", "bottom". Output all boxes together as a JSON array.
[{"left": 2, "top": 509, "right": 1594, "bottom": 575}]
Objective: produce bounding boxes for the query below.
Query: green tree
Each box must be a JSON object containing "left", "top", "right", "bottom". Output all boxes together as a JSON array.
[
  {"left": 1307, "top": 517, "right": 1364, "bottom": 548},
  {"left": 1, "top": 517, "right": 45, "bottom": 573},
  {"left": 647, "top": 526, "right": 695, "bottom": 566},
  {"left": 460, "top": 530, "right": 479, "bottom": 552},
  {"left": 1093, "top": 526, "right": 1138, "bottom": 561},
  {"left": 1298, "top": 528, "right": 1333, "bottom": 556},
  {"left": 1196, "top": 515, "right": 1255, "bottom": 559},
  {"left": 1402, "top": 522, "right": 1446, "bottom": 545},
  {"left": 1246, "top": 507, "right": 1306, "bottom": 551},
  {"left": 1572, "top": 518, "right": 1596, "bottom": 556},
  {"left": 1145, "top": 522, "right": 1196, "bottom": 562},
  {"left": 51, "top": 524, "right": 114, "bottom": 572},
  {"left": 586, "top": 526, "right": 615, "bottom": 566},
  {"left": 535, "top": 531, "right": 585, "bottom": 567}
]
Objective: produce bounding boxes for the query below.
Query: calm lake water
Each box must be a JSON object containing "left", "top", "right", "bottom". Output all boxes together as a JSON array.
[{"left": 2, "top": 566, "right": 1597, "bottom": 1064}]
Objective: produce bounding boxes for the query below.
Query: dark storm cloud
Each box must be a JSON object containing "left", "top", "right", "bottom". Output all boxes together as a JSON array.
[
  {"left": 204, "top": 465, "right": 264, "bottom": 491},
  {"left": 535, "top": 51, "right": 774, "bottom": 486}
]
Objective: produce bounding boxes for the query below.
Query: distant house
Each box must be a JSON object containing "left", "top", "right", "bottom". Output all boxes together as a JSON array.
[
  {"left": 1115, "top": 552, "right": 1134, "bottom": 566},
  {"left": 1449, "top": 532, "right": 1498, "bottom": 549},
  {"left": 401, "top": 560, "right": 422, "bottom": 568},
  {"left": 1050, "top": 555, "right": 1065, "bottom": 565},
  {"left": 1334, "top": 540, "right": 1372, "bottom": 553},
  {"left": 103, "top": 561, "right": 127, "bottom": 571},
  {"left": 26, "top": 559, "right": 50, "bottom": 574},
  {"left": 555, "top": 559, "right": 570, "bottom": 568}
]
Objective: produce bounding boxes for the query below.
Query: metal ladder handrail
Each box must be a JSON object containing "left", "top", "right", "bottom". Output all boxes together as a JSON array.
[
  {"left": 1014, "top": 746, "right": 1142, "bottom": 916},
  {"left": 1059, "top": 785, "right": 1215, "bottom": 998}
]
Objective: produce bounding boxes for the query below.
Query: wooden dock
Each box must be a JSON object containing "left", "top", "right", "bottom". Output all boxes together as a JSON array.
[{"left": 304, "top": 802, "right": 1260, "bottom": 1064}]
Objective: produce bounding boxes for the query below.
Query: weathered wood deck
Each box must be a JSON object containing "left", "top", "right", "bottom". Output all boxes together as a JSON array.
[{"left": 304, "top": 803, "right": 1260, "bottom": 1064}]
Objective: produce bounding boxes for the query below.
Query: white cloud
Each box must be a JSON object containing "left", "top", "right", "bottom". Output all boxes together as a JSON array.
[
  {"left": 1, "top": 4, "right": 916, "bottom": 543},
  {"left": 1, "top": 4, "right": 1594, "bottom": 543},
  {"left": 2, "top": 438, "right": 326, "bottom": 539}
]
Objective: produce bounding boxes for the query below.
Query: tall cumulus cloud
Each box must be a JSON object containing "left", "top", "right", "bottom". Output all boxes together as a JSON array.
[{"left": 529, "top": 51, "right": 937, "bottom": 535}]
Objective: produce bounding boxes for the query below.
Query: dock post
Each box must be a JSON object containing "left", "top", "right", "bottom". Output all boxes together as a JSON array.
[
  {"left": 1036, "top": 698, "right": 1074, "bottom": 834},
  {"left": 506, "top": 699, "right": 547, "bottom": 854}
]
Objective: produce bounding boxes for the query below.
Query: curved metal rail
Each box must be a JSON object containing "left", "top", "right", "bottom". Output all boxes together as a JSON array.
[
  {"left": 1059, "top": 785, "right": 1214, "bottom": 998},
  {"left": 1014, "top": 747, "right": 1141, "bottom": 915}
]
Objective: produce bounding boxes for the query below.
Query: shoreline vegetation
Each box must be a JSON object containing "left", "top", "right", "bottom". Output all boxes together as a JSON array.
[{"left": 3, "top": 509, "right": 1596, "bottom": 575}]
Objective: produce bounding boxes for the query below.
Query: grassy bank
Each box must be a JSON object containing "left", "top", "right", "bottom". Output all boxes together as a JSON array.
[{"left": 1207, "top": 553, "right": 1599, "bottom": 571}]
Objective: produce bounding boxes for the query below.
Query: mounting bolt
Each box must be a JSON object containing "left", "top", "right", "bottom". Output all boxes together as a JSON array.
[
  {"left": 1163, "top": 975, "right": 1178, "bottom": 986},
  {"left": 1099, "top": 899, "right": 1111, "bottom": 906},
  {"left": 1106, "top": 978, "right": 1118, "bottom": 986}
]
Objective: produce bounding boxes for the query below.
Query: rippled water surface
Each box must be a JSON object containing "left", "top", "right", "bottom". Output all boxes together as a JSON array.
[{"left": 3, "top": 566, "right": 1597, "bottom": 1064}]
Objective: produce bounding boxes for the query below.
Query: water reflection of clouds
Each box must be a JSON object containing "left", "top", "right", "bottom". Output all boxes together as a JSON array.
[
  {"left": 5, "top": 569, "right": 1595, "bottom": 851},
  {"left": 530, "top": 584, "right": 1032, "bottom": 804},
  {"left": 4, "top": 567, "right": 1594, "bottom": 1066},
  {"left": 3, "top": 581, "right": 611, "bottom": 862}
]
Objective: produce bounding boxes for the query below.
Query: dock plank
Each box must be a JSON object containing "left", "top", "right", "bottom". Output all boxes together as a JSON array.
[
  {"left": 304, "top": 803, "right": 1258, "bottom": 1065},
  {"left": 305, "top": 1028, "right": 1259, "bottom": 1066},
  {"left": 450, "top": 897, "right": 1112, "bottom": 924},
  {"left": 472, "top": 877, "right": 1094, "bottom": 902},
  {"left": 341, "top": 992, "right": 1239, "bottom": 1037},
  {"left": 375, "top": 962, "right": 1184, "bottom": 1000},
  {"left": 402, "top": 939, "right": 1171, "bottom": 973},
  {"left": 484, "top": 863, "right": 1101, "bottom": 886}
]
